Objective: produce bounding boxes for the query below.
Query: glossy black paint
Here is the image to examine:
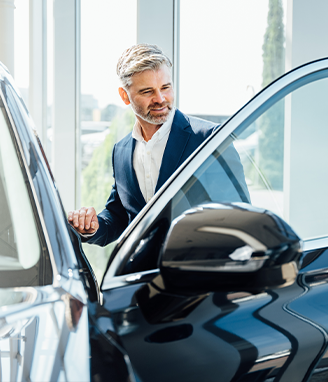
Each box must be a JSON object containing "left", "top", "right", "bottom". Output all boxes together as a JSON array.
[
  {"left": 99, "top": 269, "right": 328, "bottom": 382},
  {"left": 88, "top": 301, "right": 136, "bottom": 382},
  {"left": 160, "top": 203, "right": 302, "bottom": 293}
]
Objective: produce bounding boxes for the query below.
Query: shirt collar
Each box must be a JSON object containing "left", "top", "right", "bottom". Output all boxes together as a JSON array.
[{"left": 132, "top": 108, "right": 176, "bottom": 143}]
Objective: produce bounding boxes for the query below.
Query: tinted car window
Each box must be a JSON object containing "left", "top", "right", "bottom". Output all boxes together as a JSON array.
[
  {"left": 0, "top": 101, "right": 52, "bottom": 287},
  {"left": 171, "top": 143, "right": 250, "bottom": 218}
]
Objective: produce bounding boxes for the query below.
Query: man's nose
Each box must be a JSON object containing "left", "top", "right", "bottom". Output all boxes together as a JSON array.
[{"left": 152, "top": 90, "right": 165, "bottom": 104}]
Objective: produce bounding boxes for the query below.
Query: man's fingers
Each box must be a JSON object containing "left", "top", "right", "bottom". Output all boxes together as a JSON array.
[
  {"left": 67, "top": 207, "right": 98, "bottom": 234},
  {"left": 85, "top": 207, "right": 97, "bottom": 230},
  {"left": 78, "top": 207, "right": 87, "bottom": 230},
  {"left": 71, "top": 209, "right": 81, "bottom": 228},
  {"left": 90, "top": 213, "right": 99, "bottom": 231}
]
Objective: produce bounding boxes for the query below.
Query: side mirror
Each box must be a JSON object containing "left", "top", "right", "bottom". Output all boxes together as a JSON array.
[{"left": 159, "top": 203, "right": 302, "bottom": 293}]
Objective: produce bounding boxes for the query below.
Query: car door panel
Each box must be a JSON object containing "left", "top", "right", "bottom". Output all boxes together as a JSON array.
[{"left": 100, "top": 276, "right": 328, "bottom": 382}]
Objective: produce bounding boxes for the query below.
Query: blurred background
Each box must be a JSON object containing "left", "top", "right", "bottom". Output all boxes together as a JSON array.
[{"left": 2, "top": 0, "right": 327, "bottom": 281}]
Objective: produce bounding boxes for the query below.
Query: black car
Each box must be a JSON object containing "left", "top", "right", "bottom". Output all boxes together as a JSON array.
[{"left": 1, "top": 57, "right": 328, "bottom": 382}]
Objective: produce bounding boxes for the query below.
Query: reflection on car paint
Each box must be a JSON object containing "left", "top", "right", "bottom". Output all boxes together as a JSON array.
[{"left": 0, "top": 289, "right": 90, "bottom": 382}]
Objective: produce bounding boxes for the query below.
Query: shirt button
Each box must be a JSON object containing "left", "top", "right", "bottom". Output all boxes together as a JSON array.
[
  {"left": 147, "top": 151, "right": 150, "bottom": 155},
  {"left": 146, "top": 174, "right": 150, "bottom": 178}
]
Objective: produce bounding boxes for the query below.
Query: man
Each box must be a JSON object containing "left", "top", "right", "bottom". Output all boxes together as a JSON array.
[{"left": 68, "top": 43, "right": 249, "bottom": 246}]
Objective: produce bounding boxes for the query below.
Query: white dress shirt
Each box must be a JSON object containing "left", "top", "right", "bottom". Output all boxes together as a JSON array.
[{"left": 132, "top": 108, "right": 176, "bottom": 203}]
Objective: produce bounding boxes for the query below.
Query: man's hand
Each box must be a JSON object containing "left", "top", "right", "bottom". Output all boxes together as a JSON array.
[{"left": 68, "top": 207, "right": 99, "bottom": 235}]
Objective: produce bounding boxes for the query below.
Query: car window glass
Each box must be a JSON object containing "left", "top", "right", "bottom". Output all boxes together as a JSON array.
[
  {"left": 172, "top": 142, "right": 251, "bottom": 218},
  {"left": 234, "top": 77, "right": 328, "bottom": 240},
  {"left": 117, "top": 218, "right": 170, "bottom": 275},
  {"left": 171, "top": 76, "right": 328, "bottom": 241},
  {"left": 0, "top": 102, "right": 52, "bottom": 287}
]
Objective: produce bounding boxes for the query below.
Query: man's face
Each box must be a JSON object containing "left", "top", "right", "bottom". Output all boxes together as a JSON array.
[{"left": 121, "top": 64, "right": 174, "bottom": 126}]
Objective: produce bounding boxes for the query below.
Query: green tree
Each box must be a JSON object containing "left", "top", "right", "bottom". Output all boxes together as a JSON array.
[
  {"left": 81, "top": 107, "right": 134, "bottom": 281},
  {"left": 262, "top": 0, "right": 285, "bottom": 88},
  {"left": 258, "top": 0, "right": 285, "bottom": 190}
]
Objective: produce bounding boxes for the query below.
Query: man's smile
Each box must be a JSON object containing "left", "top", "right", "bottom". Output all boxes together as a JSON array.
[
  {"left": 148, "top": 103, "right": 170, "bottom": 114},
  {"left": 151, "top": 106, "right": 167, "bottom": 112}
]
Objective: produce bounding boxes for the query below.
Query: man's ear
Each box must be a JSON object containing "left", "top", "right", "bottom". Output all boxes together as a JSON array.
[{"left": 119, "top": 87, "right": 130, "bottom": 105}]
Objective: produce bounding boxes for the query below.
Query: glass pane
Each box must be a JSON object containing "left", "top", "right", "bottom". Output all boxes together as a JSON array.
[
  {"left": 80, "top": 0, "right": 137, "bottom": 282},
  {"left": 172, "top": 74, "right": 328, "bottom": 241},
  {"left": 234, "top": 97, "right": 285, "bottom": 216},
  {"left": 172, "top": 142, "right": 251, "bottom": 219},
  {"left": 179, "top": 0, "right": 286, "bottom": 122}
]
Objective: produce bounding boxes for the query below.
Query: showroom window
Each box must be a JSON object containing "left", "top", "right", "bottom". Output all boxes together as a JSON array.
[
  {"left": 179, "top": 0, "right": 287, "bottom": 122},
  {"left": 14, "top": 0, "right": 53, "bottom": 162},
  {"left": 80, "top": 0, "right": 137, "bottom": 281}
]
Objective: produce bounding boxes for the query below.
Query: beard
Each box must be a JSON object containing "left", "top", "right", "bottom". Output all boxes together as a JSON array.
[{"left": 130, "top": 101, "right": 173, "bottom": 125}]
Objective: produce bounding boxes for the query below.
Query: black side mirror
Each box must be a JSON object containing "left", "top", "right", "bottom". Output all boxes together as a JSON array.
[{"left": 159, "top": 203, "right": 302, "bottom": 293}]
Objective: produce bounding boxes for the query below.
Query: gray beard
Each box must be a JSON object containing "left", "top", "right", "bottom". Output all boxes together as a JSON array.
[{"left": 131, "top": 102, "right": 173, "bottom": 125}]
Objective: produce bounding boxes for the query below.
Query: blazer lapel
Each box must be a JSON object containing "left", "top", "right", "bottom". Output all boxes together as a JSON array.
[
  {"left": 122, "top": 136, "right": 146, "bottom": 208},
  {"left": 155, "top": 110, "right": 191, "bottom": 192}
]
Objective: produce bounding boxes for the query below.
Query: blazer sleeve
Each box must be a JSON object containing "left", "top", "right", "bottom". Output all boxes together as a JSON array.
[{"left": 83, "top": 144, "right": 129, "bottom": 247}]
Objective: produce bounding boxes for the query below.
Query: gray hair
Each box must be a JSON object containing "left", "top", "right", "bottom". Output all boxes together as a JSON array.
[{"left": 116, "top": 43, "right": 172, "bottom": 88}]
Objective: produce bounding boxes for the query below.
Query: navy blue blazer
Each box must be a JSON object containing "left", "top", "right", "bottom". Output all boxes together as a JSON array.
[{"left": 86, "top": 109, "right": 249, "bottom": 246}]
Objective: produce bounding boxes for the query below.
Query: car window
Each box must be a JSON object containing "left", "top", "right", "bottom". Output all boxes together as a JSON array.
[
  {"left": 109, "top": 66, "right": 328, "bottom": 279},
  {"left": 232, "top": 77, "right": 328, "bottom": 240},
  {"left": 170, "top": 76, "right": 328, "bottom": 242},
  {"left": 0, "top": 101, "right": 52, "bottom": 287},
  {"left": 171, "top": 142, "right": 251, "bottom": 218}
]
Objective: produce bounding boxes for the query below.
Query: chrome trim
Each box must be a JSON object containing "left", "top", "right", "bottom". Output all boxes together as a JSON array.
[
  {"left": 197, "top": 226, "right": 267, "bottom": 251},
  {"left": 0, "top": 86, "right": 60, "bottom": 286},
  {"left": 103, "top": 58, "right": 328, "bottom": 284},
  {"left": 163, "top": 259, "right": 268, "bottom": 272},
  {"left": 255, "top": 350, "right": 291, "bottom": 363},
  {"left": 102, "top": 269, "right": 159, "bottom": 291},
  {"left": 303, "top": 236, "right": 328, "bottom": 252}
]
